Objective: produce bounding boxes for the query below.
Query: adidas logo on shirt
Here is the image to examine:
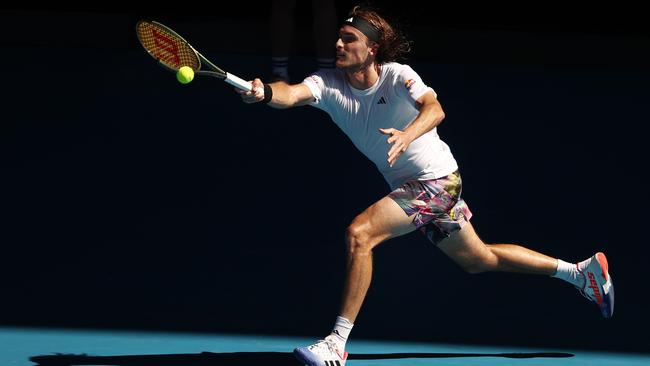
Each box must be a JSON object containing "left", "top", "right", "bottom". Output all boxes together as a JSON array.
[{"left": 377, "top": 96, "right": 387, "bottom": 104}]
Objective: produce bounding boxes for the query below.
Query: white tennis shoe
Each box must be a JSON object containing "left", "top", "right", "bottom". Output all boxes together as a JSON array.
[
  {"left": 294, "top": 335, "right": 348, "bottom": 366},
  {"left": 577, "top": 252, "right": 615, "bottom": 318}
]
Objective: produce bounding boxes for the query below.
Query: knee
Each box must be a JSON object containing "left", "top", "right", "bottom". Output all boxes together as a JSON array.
[
  {"left": 345, "top": 223, "right": 374, "bottom": 257},
  {"left": 457, "top": 246, "right": 496, "bottom": 274},
  {"left": 462, "top": 261, "right": 489, "bottom": 274}
]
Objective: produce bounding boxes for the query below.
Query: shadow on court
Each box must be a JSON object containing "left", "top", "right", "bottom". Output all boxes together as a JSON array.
[{"left": 30, "top": 351, "right": 574, "bottom": 365}]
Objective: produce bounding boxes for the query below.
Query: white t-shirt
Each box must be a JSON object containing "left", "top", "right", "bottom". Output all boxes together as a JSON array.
[{"left": 302, "top": 62, "right": 458, "bottom": 189}]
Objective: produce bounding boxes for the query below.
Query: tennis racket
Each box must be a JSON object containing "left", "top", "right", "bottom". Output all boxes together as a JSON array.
[{"left": 136, "top": 20, "right": 252, "bottom": 91}]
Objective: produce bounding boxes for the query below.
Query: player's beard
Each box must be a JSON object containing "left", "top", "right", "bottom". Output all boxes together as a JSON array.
[{"left": 337, "top": 54, "right": 376, "bottom": 74}]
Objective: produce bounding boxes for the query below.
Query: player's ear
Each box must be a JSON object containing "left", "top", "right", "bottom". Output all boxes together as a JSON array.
[{"left": 368, "top": 42, "right": 379, "bottom": 56}]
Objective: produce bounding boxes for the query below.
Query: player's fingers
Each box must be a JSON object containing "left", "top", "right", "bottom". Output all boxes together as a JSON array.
[
  {"left": 379, "top": 128, "right": 393, "bottom": 135},
  {"left": 235, "top": 87, "right": 249, "bottom": 95},
  {"left": 394, "top": 141, "right": 403, "bottom": 152},
  {"left": 238, "top": 79, "right": 262, "bottom": 96},
  {"left": 388, "top": 151, "right": 402, "bottom": 167},
  {"left": 391, "top": 142, "right": 407, "bottom": 158},
  {"left": 238, "top": 85, "right": 264, "bottom": 103},
  {"left": 387, "top": 147, "right": 398, "bottom": 161},
  {"left": 252, "top": 78, "right": 264, "bottom": 88},
  {"left": 387, "top": 139, "right": 396, "bottom": 153},
  {"left": 241, "top": 93, "right": 259, "bottom": 104},
  {"left": 253, "top": 86, "right": 264, "bottom": 98}
]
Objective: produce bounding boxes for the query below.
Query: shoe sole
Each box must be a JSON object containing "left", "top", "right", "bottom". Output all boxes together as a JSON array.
[
  {"left": 294, "top": 347, "right": 345, "bottom": 366},
  {"left": 294, "top": 347, "right": 320, "bottom": 366}
]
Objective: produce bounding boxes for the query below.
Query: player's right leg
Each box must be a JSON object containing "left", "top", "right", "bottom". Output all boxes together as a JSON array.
[
  {"left": 436, "top": 222, "right": 558, "bottom": 275},
  {"left": 436, "top": 223, "right": 614, "bottom": 318}
]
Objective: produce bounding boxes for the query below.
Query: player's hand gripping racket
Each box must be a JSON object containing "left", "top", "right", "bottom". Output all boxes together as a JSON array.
[{"left": 136, "top": 20, "right": 252, "bottom": 91}]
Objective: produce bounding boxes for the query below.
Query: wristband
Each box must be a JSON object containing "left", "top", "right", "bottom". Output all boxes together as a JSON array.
[{"left": 262, "top": 84, "right": 273, "bottom": 104}]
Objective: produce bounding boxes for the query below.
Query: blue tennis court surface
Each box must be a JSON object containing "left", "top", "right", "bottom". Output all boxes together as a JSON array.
[{"left": 3, "top": 326, "right": 648, "bottom": 366}]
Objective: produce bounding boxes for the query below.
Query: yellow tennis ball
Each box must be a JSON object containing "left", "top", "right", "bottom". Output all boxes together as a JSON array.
[{"left": 176, "top": 66, "right": 194, "bottom": 84}]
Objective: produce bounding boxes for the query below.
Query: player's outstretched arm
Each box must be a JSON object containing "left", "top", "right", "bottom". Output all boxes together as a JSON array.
[{"left": 237, "top": 78, "right": 315, "bottom": 109}]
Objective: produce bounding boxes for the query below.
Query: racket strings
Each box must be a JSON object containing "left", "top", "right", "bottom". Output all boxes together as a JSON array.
[{"left": 137, "top": 21, "right": 200, "bottom": 70}]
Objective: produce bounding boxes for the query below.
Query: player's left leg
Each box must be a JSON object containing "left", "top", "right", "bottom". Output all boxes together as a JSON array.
[{"left": 294, "top": 195, "right": 417, "bottom": 366}]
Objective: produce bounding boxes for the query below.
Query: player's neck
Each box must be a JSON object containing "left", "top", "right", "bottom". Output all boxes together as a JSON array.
[{"left": 346, "top": 63, "right": 380, "bottom": 90}]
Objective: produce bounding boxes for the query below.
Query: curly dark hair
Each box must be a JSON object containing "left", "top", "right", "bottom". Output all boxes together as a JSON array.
[{"left": 347, "top": 5, "right": 412, "bottom": 64}]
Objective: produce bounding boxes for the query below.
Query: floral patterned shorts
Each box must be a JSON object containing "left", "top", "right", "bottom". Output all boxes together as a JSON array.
[{"left": 388, "top": 170, "right": 472, "bottom": 245}]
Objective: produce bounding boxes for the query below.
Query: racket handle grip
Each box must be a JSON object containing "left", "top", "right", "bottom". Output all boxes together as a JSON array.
[{"left": 225, "top": 73, "right": 252, "bottom": 91}]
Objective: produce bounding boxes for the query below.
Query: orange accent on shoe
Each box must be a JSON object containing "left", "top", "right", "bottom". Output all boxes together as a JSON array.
[{"left": 596, "top": 252, "right": 609, "bottom": 280}]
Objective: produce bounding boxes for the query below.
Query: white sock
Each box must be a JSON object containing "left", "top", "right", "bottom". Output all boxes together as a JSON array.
[
  {"left": 552, "top": 259, "right": 585, "bottom": 288},
  {"left": 329, "top": 316, "right": 353, "bottom": 350}
]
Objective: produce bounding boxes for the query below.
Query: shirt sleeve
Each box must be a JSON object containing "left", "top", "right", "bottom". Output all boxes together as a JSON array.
[
  {"left": 302, "top": 73, "right": 325, "bottom": 108},
  {"left": 396, "top": 64, "right": 437, "bottom": 101}
]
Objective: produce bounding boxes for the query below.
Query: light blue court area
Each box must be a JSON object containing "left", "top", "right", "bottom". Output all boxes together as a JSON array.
[{"left": 2, "top": 326, "right": 649, "bottom": 366}]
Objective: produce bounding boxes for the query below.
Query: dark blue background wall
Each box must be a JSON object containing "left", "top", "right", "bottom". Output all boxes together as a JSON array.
[{"left": 1, "top": 2, "right": 648, "bottom": 354}]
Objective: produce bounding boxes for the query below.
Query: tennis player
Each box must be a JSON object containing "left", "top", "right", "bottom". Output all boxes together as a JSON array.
[{"left": 238, "top": 6, "right": 614, "bottom": 366}]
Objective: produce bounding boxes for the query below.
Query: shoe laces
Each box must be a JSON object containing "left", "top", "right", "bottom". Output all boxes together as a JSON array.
[{"left": 309, "top": 338, "right": 340, "bottom": 357}]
